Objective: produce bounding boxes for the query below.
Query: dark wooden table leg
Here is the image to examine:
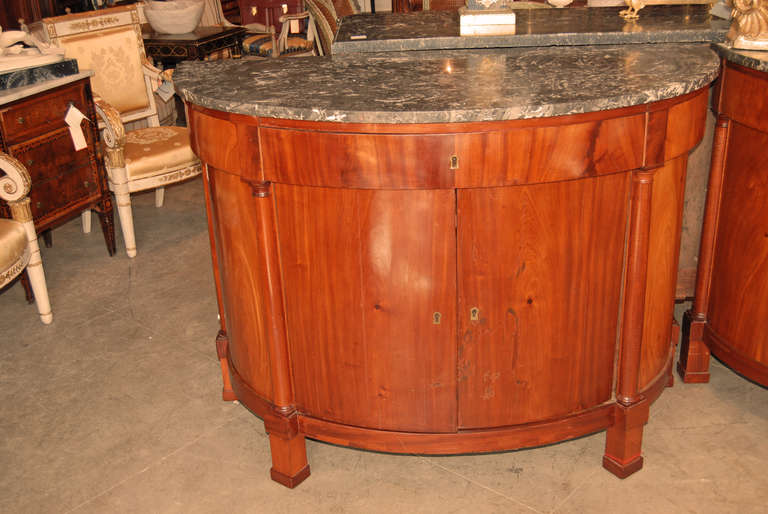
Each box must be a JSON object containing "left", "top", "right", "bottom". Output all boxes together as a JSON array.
[{"left": 42, "top": 230, "right": 53, "bottom": 248}]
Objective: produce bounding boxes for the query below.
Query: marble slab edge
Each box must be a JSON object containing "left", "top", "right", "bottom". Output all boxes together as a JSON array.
[
  {"left": 713, "top": 43, "right": 768, "bottom": 73},
  {"left": 332, "top": 30, "right": 728, "bottom": 54},
  {"left": 0, "top": 70, "right": 94, "bottom": 106},
  {"left": 173, "top": 46, "right": 721, "bottom": 125}
]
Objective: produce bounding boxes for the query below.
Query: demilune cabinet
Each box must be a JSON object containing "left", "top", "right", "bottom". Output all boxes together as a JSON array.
[{"left": 186, "top": 85, "right": 709, "bottom": 488}]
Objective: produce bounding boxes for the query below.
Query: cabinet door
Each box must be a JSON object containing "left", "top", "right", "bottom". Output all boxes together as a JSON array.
[
  {"left": 457, "top": 173, "right": 629, "bottom": 428},
  {"left": 276, "top": 185, "right": 458, "bottom": 433}
]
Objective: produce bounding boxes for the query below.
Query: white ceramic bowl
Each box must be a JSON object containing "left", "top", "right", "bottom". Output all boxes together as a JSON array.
[{"left": 143, "top": 0, "right": 205, "bottom": 35}]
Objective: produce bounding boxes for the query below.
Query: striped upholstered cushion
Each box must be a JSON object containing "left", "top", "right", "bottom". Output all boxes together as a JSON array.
[{"left": 242, "top": 33, "right": 314, "bottom": 57}]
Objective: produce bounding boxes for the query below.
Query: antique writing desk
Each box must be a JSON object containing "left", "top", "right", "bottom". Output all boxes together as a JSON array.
[{"left": 175, "top": 43, "right": 719, "bottom": 487}]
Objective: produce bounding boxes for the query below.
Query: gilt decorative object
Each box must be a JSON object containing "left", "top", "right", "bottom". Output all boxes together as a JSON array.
[
  {"left": 727, "top": 0, "right": 768, "bottom": 49},
  {"left": 619, "top": 0, "right": 646, "bottom": 19}
]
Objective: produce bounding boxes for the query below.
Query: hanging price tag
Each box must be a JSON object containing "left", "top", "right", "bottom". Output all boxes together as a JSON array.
[{"left": 64, "top": 103, "right": 88, "bottom": 151}]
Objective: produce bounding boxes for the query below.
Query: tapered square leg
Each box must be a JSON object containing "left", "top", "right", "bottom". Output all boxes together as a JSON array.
[
  {"left": 603, "top": 399, "right": 649, "bottom": 479},
  {"left": 215, "top": 330, "right": 236, "bottom": 401},
  {"left": 268, "top": 433, "right": 310, "bottom": 488},
  {"left": 677, "top": 310, "right": 711, "bottom": 383}
]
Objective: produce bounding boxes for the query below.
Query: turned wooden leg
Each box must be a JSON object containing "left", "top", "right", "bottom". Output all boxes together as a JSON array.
[
  {"left": 603, "top": 399, "right": 649, "bottom": 479},
  {"left": 268, "top": 432, "right": 310, "bottom": 488},
  {"left": 82, "top": 210, "right": 92, "bottom": 233},
  {"left": 678, "top": 310, "right": 711, "bottom": 383},
  {"left": 155, "top": 187, "right": 165, "bottom": 208},
  {"left": 42, "top": 230, "right": 52, "bottom": 248},
  {"left": 215, "top": 330, "right": 236, "bottom": 401},
  {"left": 97, "top": 206, "right": 117, "bottom": 256},
  {"left": 114, "top": 189, "right": 137, "bottom": 258}
]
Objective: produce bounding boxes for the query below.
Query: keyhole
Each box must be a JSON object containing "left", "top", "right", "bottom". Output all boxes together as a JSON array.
[
  {"left": 433, "top": 312, "right": 441, "bottom": 324},
  {"left": 470, "top": 307, "right": 479, "bottom": 321},
  {"left": 450, "top": 155, "right": 459, "bottom": 170}
]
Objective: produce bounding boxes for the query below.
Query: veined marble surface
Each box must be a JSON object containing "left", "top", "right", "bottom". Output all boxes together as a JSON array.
[
  {"left": 174, "top": 44, "right": 719, "bottom": 124},
  {"left": 0, "top": 59, "right": 79, "bottom": 92},
  {"left": 714, "top": 43, "right": 768, "bottom": 72},
  {"left": 0, "top": 70, "right": 93, "bottom": 106},
  {"left": 333, "top": 6, "right": 729, "bottom": 54}
]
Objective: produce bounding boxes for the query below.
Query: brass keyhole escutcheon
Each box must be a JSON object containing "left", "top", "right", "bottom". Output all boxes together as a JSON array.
[
  {"left": 17, "top": 116, "right": 24, "bottom": 125},
  {"left": 470, "top": 307, "right": 479, "bottom": 321},
  {"left": 450, "top": 155, "right": 459, "bottom": 170},
  {"left": 83, "top": 181, "right": 90, "bottom": 188},
  {"left": 433, "top": 312, "right": 441, "bottom": 324}
]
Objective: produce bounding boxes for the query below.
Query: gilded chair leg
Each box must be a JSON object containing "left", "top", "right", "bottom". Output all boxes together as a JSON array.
[
  {"left": 114, "top": 190, "right": 137, "bottom": 258},
  {"left": 155, "top": 187, "right": 165, "bottom": 208},
  {"left": 82, "top": 209, "right": 92, "bottom": 233},
  {"left": 23, "top": 223, "right": 52, "bottom": 324}
]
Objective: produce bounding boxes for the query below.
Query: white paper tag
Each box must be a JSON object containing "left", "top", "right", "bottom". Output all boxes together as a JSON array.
[
  {"left": 156, "top": 80, "right": 175, "bottom": 102},
  {"left": 290, "top": 19, "right": 300, "bottom": 33},
  {"left": 64, "top": 104, "right": 88, "bottom": 151}
]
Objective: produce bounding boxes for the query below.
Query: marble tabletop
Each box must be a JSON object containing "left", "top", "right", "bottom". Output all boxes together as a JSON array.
[
  {"left": 713, "top": 43, "right": 768, "bottom": 73},
  {"left": 333, "top": 6, "right": 730, "bottom": 54},
  {"left": 0, "top": 70, "right": 94, "bottom": 106},
  {"left": 174, "top": 44, "right": 719, "bottom": 124}
]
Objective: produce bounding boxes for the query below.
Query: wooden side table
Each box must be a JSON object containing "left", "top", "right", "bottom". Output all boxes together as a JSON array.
[
  {"left": 0, "top": 73, "right": 115, "bottom": 257},
  {"left": 142, "top": 26, "right": 247, "bottom": 67}
]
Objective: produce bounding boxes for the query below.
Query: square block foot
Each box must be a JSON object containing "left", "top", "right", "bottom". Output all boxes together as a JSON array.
[
  {"left": 270, "top": 464, "right": 311, "bottom": 488},
  {"left": 676, "top": 362, "right": 710, "bottom": 383},
  {"left": 603, "top": 454, "right": 643, "bottom": 479}
]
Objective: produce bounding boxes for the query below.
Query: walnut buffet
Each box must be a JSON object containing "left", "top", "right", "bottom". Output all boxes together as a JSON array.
[
  {"left": 174, "top": 45, "right": 719, "bottom": 488},
  {"left": 679, "top": 46, "right": 768, "bottom": 387}
]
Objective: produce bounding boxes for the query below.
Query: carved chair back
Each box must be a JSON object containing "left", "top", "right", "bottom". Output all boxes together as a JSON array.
[{"left": 34, "top": 5, "right": 160, "bottom": 127}]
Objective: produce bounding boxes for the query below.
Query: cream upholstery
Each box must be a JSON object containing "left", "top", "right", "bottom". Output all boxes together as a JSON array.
[
  {"left": 124, "top": 127, "right": 197, "bottom": 180},
  {"left": 0, "top": 153, "right": 52, "bottom": 324},
  {"left": 36, "top": 5, "right": 202, "bottom": 258},
  {"left": 0, "top": 219, "right": 27, "bottom": 272}
]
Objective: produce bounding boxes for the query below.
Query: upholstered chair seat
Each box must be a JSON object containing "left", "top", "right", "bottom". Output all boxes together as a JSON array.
[
  {"left": 242, "top": 32, "right": 315, "bottom": 57},
  {"left": 0, "top": 153, "right": 53, "bottom": 324},
  {"left": 123, "top": 127, "right": 198, "bottom": 180}
]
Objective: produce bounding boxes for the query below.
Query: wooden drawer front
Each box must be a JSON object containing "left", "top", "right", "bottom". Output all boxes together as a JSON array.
[
  {"left": 9, "top": 127, "right": 94, "bottom": 184},
  {"left": 260, "top": 114, "right": 645, "bottom": 189},
  {"left": 0, "top": 81, "right": 87, "bottom": 143},
  {"left": 260, "top": 128, "right": 457, "bottom": 189},
  {"left": 30, "top": 164, "right": 99, "bottom": 222}
]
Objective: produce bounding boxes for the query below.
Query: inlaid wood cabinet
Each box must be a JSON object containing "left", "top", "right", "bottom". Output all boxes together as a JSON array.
[
  {"left": 186, "top": 86, "right": 708, "bottom": 487},
  {"left": 0, "top": 77, "right": 115, "bottom": 256}
]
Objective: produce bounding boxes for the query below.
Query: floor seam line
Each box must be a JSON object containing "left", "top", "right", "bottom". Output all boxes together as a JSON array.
[{"left": 61, "top": 409, "right": 241, "bottom": 514}]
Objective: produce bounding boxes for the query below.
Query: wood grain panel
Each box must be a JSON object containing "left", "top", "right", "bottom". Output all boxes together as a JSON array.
[
  {"left": 275, "top": 185, "right": 457, "bottom": 432},
  {"left": 663, "top": 88, "right": 708, "bottom": 162},
  {"left": 453, "top": 115, "right": 644, "bottom": 187},
  {"left": 707, "top": 122, "right": 768, "bottom": 369},
  {"left": 720, "top": 62, "right": 768, "bottom": 133},
  {"left": 259, "top": 114, "right": 644, "bottom": 189},
  {"left": 457, "top": 173, "right": 629, "bottom": 428},
  {"left": 187, "top": 106, "right": 261, "bottom": 179},
  {"left": 638, "top": 156, "right": 688, "bottom": 389},
  {"left": 207, "top": 168, "right": 273, "bottom": 401}
]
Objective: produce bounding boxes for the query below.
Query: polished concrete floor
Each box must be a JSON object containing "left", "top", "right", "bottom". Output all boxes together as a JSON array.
[{"left": 2, "top": 178, "right": 767, "bottom": 513}]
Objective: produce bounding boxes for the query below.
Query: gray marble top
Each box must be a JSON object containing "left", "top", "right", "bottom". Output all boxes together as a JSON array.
[
  {"left": 333, "top": 6, "right": 729, "bottom": 54},
  {"left": 174, "top": 44, "right": 719, "bottom": 124},
  {"left": 0, "top": 71, "right": 94, "bottom": 107},
  {"left": 713, "top": 43, "right": 768, "bottom": 72}
]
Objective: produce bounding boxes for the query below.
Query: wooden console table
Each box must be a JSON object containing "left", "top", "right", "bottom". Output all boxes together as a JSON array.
[
  {"left": 142, "top": 26, "right": 246, "bottom": 67},
  {"left": 175, "top": 45, "right": 719, "bottom": 488},
  {"left": 678, "top": 46, "right": 768, "bottom": 387},
  {"left": 0, "top": 73, "right": 115, "bottom": 257}
]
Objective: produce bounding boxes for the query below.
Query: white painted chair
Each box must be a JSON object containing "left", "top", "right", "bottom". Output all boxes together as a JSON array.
[
  {"left": 0, "top": 153, "right": 52, "bottom": 324},
  {"left": 35, "top": 5, "right": 202, "bottom": 258}
]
